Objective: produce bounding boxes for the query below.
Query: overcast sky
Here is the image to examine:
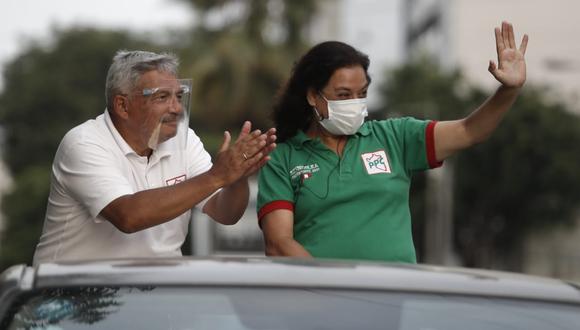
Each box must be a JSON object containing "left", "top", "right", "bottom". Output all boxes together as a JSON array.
[
  {"left": 0, "top": 0, "right": 193, "bottom": 77},
  {"left": 3, "top": 0, "right": 579, "bottom": 105}
]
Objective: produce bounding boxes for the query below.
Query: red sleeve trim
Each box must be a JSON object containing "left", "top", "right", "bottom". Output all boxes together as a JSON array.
[
  {"left": 258, "top": 200, "right": 294, "bottom": 222},
  {"left": 426, "top": 120, "right": 443, "bottom": 168}
]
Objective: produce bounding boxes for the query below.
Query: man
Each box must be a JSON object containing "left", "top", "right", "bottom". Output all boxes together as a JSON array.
[{"left": 33, "top": 50, "right": 276, "bottom": 264}]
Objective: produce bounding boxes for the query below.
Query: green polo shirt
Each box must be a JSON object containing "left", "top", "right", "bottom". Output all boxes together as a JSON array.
[{"left": 257, "top": 118, "right": 440, "bottom": 263}]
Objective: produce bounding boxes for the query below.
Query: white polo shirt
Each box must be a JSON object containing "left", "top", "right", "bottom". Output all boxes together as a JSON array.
[{"left": 33, "top": 110, "right": 212, "bottom": 265}]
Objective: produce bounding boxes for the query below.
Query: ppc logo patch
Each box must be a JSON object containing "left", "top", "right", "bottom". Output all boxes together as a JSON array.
[
  {"left": 361, "top": 150, "right": 391, "bottom": 174},
  {"left": 166, "top": 174, "right": 186, "bottom": 186}
]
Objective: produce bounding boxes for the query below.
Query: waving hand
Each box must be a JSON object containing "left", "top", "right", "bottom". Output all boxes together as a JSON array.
[{"left": 488, "top": 21, "right": 529, "bottom": 88}]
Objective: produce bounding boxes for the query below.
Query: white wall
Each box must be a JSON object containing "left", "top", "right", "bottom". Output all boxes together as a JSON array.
[{"left": 452, "top": 0, "right": 580, "bottom": 111}]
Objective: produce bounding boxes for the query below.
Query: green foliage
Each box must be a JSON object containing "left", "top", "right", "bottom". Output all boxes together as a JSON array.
[
  {"left": 375, "top": 57, "right": 469, "bottom": 120},
  {"left": 0, "top": 166, "right": 49, "bottom": 269},
  {"left": 378, "top": 59, "right": 580, "bottom": 269},
  {"left": 0, "top": 28, "right": 155, "bottom": 173},
  {"left": 177, "top": 0, "right": 316, "bottom": 139},
  {"left": 455, "top": 87, "right": 580, "bottom": 268},
  {"left": 0, "top": 28, "right": 157, "bottom": 268}
]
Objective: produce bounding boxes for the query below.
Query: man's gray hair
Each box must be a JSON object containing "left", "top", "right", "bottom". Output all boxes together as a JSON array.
[{"left": 105, "top": 50, "right": 179, "bottom": 111}]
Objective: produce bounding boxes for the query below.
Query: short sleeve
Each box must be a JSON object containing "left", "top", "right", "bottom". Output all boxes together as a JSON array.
[
  {"left": 55, "top": 132, "right": 134, "bottom": 220},
  {"left": 256, "top": 145, "right": 295, "bottom": 221},
  {"left": 371, "top": 117, "right": 441, "bottom": 172}
]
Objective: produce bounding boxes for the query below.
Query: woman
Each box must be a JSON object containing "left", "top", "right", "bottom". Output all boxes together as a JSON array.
[{"left": 257, "top": 22, "right": 528, "bottom": 262}]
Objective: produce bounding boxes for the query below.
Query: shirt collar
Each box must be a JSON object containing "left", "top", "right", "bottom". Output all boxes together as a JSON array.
[
  {"left": 287, "top": 130, "right": 311, "bottom": 149},
  {"left": 104, "top": 109, "right": 136, "bottom": 157},
  {"left": 357, "top": 121, "right": 372, "bottom": 137}
]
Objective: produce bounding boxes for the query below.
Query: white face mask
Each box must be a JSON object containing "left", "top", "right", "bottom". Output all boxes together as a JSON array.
[{"left": 315, "top": 95, "right": 368, "bottom": 135}]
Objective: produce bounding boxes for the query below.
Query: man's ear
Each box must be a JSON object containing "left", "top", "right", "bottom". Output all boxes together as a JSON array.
[
  {"left": 306, "top": 88, "right": 318, "bottom": 107},
  {"left": 112, "top": 94, "right": 130, "bottom": 119}
]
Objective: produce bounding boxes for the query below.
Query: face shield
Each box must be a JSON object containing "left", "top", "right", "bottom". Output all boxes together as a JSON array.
[{"left": 138, "top": 78, "right": 192, "bottom": 152}]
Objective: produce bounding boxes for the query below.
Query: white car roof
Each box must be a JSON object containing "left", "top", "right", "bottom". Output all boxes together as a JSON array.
[{"left": 4, "top": 257, "right": 580, "bottom": 304}]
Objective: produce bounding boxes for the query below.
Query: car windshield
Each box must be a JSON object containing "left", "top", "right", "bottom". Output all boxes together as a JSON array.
[{"left": 2, "top": 286, "right": 579, "bottom": 330}]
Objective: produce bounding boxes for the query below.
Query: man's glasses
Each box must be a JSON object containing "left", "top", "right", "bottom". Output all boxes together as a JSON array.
[{"left": 141, "top": 85, "right": 190, "bottom": 105}]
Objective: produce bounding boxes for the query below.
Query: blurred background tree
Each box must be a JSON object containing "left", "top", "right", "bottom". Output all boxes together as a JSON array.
[
  {"left": 378, "top": 59, "right": 580, "bottom": 271},
  {"left": 454, "top": 86, "right": 580, "bottom": 270},
  {"left": 177, "top": 0, "right": 317, "bottom": 151},
  {"left": 0, "top": 28, "right": 157, "bottom": 269}
]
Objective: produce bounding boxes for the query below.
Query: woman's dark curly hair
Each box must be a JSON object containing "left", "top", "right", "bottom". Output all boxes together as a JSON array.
[{"left": 273, "top": 41, "right": 371, "bottom": 142}]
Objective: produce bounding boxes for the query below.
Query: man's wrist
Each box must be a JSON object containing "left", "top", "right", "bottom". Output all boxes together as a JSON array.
[
  {"left": 228, "top": 176, "right": 249, "bottom": 190},
  {"left": 205, "top": 168, "right": 228, "bottom": 190}
]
